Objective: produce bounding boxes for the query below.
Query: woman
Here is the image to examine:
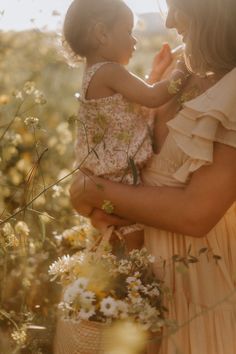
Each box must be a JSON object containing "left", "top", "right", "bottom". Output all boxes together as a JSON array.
[{"left": 70, "top": 0, "right": 236, "bottom": 353}]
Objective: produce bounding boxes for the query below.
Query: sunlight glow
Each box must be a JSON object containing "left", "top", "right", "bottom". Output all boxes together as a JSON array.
[{"left": 0, "top": 0, "right": 167, "bottom": 31}]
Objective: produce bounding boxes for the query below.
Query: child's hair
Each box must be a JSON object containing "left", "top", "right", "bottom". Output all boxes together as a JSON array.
[
  {"left": 172, "top": 0, "right": 236, "bottom": 75},
  {"left": 63, "top": 0, "right": 126, "bottom": 59}
]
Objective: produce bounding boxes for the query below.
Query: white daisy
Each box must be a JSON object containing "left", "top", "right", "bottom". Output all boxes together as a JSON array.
[
  {"left": 100, "top": 296, "right": 118, "bottom": 317},
  {"left": 126, "top": 277, "right": 142, "bottom": 291},
  {"left": 80, "top": 291, "right": 96, "bottom": 304},
  {"left": 117, "top": 300, "right": 129, "bottom": 319},
  {"left": 128, "top": 291, "right": 143, "bottom": 305},
  {"left": 78, "top": 305, "right": 96, "bottom": 320},
  {"left": 73, "top": 277, "right": 89, "bottom": 293},
  {"left": 63, "top": 277, "right": 89, "bottom": 303},
  {"left": 48, "top": 255, "right": 76, "bottom": 277},
  {"left": 63, "top": 284, "right": 78, "bottom": 304},
  {"left": 117, "top": 259, "right": 132, "bottom": 274}
]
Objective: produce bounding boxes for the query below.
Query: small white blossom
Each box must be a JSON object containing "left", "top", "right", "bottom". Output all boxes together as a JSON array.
[
  {"left": 2, "top": 223, "right": 15, "bottom": 237},
  {"left": 117, "top": 259, "right": 132, "bottom": 274},
  {"left": 100, "top": 297, "right": 118, "bottom": 317},
  {"left": 63, "top": 285, "right": 78, "bottom": 304},
  {"left": 52, "top": 185, "right": 63, "bottom": 198},
  {"left": 128, "top": 291, "right": 143, "bottom": 305},
  {"left": 15, "top": 221, "right": 30, "bottom": 237},
  {"left": 80, "top": 291, "right": 95, "bottom": 304},
  {"left": 11, "top": 133, "right": 22, "bottom": 146},
  {"left": 34, "top": 90, "right": 46, "bottom": 104},
  {"left": 11, "top": 327, "right": 27, "bottom": 346},
  {"left": 117, "top": 300, "right": 129, "bottom": 319},
  {"left": 24, "top": 116, "right": 39, "bottom": 128},
  {"left": 78, "top": 305, "right": 96, "bottom": 320},
  {"left": 6, "top": 234, "right": 19, "bottom": 248},
  {"left": 48, "top": 255, "right": 77, "bottom": 277},
  {"left": 63, "top": 278, "right": 89, "bottom": 303},
  {"left": 73, "top": 277, "right": 89, "bottom": 292},
  {"left": 127, "top": 277, "right": 142, "bottom": 291},
  {"left": 23, "top": 81, "right": 35, "bottom": 95}
]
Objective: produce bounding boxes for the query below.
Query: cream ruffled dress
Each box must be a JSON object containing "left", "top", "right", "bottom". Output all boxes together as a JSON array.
[{"left": 143, "top": 68, "right": 236, "bottom": 354}]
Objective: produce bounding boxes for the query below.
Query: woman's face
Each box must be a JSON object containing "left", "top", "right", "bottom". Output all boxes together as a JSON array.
[{"left": 165, "top": 0, "right": 190, "bottom": 43}]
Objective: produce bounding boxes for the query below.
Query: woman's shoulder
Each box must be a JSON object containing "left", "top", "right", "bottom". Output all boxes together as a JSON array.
[
  {"left": 184, "top": 67, "right": 236, "bottom": 119},
  {"left": 164, "top": 67, "right": 236, "bottom": 182}
]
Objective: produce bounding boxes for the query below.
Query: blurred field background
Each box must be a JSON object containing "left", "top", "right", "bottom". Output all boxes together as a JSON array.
[{"left": 0, "top": 4, "right": 180, "bottom": 353}]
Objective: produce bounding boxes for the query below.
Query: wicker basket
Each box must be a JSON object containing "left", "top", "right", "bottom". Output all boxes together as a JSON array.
[
  {"left": 54, "top": 318, "right": 110, "bottom": 354},
  {"left": 54, "top": 318, "right": 114, "bottom": 354}
]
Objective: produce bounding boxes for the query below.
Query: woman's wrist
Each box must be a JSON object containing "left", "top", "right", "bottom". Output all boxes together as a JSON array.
[{"left": 85, "top": 175, "right": 107, "bottom": 209}]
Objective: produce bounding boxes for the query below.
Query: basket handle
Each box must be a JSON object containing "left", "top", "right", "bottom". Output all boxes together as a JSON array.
[{"left": 93, "top": 226, "right": 114, "bottom": 260}]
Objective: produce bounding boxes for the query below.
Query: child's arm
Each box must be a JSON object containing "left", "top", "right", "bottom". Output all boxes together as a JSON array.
[{"left": 102, "top": 61, "right": 189, "bottom": 108}]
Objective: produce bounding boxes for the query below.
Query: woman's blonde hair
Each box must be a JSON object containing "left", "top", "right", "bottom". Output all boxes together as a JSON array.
[{"left": 173, "top": 0, "right": 236, "bottom": 75}]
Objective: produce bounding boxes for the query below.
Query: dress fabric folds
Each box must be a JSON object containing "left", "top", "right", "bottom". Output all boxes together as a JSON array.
[{"left": 143, "top": 68, "right": 236, "bottom": 354}]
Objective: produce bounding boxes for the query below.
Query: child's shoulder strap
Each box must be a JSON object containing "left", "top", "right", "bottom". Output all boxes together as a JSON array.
[{"left": 81, "top": 61, "right": 113, "bottom": 99}]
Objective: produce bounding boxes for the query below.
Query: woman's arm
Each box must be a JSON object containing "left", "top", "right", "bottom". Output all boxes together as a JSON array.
[{"left": 70, "top": 142, "right": 236, "bottom": 238}]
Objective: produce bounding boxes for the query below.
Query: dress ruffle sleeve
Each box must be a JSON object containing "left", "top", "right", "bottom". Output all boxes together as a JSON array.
[{"left": 166, "top": 68, "right": 236, "bottom": 183}]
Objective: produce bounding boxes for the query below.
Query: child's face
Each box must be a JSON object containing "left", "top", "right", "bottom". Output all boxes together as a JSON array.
[{"left": 106, "top": 6, "right": 137, "bottom": 65}]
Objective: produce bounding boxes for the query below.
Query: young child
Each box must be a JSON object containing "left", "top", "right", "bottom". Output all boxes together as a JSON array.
[{"left": 63, "top": 0, "right": 188, "bottom": 244}]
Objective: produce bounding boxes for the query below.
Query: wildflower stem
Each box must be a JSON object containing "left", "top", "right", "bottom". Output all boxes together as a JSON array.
[
  {"left": 0, "top": 101, "right": 23, "bottom": 142},
  {"left": 0, "top": 309, "right": 19, "bottom": 330},
  {"left": 0, "top": 151, "right": 97, "bottom": 225}
]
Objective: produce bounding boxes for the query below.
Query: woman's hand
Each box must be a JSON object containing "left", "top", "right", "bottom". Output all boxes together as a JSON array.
[
  {"left": 69, "top": 171, "right": 133, "bottom": 230},
  {"left": 90, "top": 208, "right": 133, "bottom": 230},
  {"left": 69, "top": 170, "right": 95, "bottom": 217}
]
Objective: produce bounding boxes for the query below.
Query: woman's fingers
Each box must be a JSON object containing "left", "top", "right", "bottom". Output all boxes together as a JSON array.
[
  {"left": 90, "top": 209, "right": 132, "bottom": 230},
  {"left": 69, "top": 171, "right": 94, "bottom": 217}
]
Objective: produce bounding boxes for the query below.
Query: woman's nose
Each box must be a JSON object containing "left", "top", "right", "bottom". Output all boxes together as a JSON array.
[{"left": 165, "top": 10, "right": 175, "bottom": 29}]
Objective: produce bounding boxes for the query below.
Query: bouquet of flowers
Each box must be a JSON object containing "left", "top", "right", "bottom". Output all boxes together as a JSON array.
[{"left": 49, "top": 227, "right": 167, "bottom": 354}]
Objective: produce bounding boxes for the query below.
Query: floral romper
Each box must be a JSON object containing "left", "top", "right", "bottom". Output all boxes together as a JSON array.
[{"left": 75, "top": 62, "right": 153, "bottom": 186}]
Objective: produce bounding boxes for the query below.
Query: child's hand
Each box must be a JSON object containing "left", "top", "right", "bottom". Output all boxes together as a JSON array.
[{"left": 148, "top": 43, "right": 173, "bottom": 83}]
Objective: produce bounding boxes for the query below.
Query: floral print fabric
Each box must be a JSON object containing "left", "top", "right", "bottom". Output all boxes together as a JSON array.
[{"left": 75, "top": 62, "right": 153, "bottom": 184}]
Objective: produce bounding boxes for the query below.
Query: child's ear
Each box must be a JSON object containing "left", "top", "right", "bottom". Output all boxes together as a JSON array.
[{"left": 94, "top": 22, "right": 109, "bottom": 45}]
